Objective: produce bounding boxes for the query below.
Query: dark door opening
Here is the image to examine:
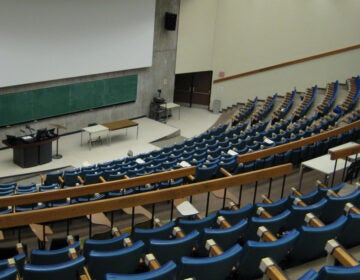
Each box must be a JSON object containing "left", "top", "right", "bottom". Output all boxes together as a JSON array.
[{"left": 174, "top": 71, "right": 212, "bottom": 108}]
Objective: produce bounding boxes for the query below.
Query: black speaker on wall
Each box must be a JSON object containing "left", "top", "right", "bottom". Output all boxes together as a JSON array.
[{"left": 165, "top": 12, "right": 177, "bottom": 31}]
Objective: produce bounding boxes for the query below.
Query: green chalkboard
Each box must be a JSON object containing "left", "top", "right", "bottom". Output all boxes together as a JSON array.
[{"left": 0, "top": 75, "right": 137, "bottom": 127}]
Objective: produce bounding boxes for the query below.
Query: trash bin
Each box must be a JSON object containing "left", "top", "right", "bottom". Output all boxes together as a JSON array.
[{"left": 213, "top": 99, "right": 221, "bottom": 114}]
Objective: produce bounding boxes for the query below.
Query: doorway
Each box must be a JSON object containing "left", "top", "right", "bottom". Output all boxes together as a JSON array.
[{"left": 174, "top": 71, "right": 212, "bottom": 108}]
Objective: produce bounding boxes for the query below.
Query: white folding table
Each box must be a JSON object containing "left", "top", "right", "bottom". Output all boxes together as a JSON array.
[
  {"left": 298, "top": 154, "right": 351, "bottom": 189},
  {"left": 81, "top": 124, "right": 110, "bottom": 150}
]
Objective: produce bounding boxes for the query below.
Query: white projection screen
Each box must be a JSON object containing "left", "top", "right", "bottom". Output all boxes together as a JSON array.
[{"left": 0, "top": 0, "right": 156, "bottom": 87}]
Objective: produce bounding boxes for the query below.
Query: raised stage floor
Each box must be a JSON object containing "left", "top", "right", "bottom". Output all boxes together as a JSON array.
[{"left": 0, "top": 107, "right": 220, "bottom": 181}]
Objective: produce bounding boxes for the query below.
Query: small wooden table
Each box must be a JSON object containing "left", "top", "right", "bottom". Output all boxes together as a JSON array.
[{"left": 102, "top": 119, "right": 139, "bottom": 144}]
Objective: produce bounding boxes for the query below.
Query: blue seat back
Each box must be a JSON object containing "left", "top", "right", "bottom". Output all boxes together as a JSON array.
[
  {"left": 105, "top": 260, "right": 177, "bottom": 280},
  {"left": 87, "top": 241, "right": 145, "bottom": 280},
  {"left": 217, "top": 204, "right": 254, "bottom": 226},
  {"left": 237, "top": 229, "right": 299, "bottom": 279},
  {"left": 317, "top": 263, "right": 360, "bottom": 280},
  {"left": 83, "top": 232, "right": 130, "bottom": 260},
  {"left": 246, "top": 209, "right": 291, "bottom": 240},
  {"left": 148, "top": 230, "right": 200, "bottom": 264},
  {"left": 0, "top": 267, "right": 18, "bottom": 280},
  {"left": 177, "top": 213, "right": 217, "bottom": 235},
  {"left": 320, "top": 189, "right": 360, "bottom": 223},
  {"left": 178, "top": 244, "right": 242, "bottom": 280},
  {"left": 199, "top": 219, "right": 248, "bottom": 256},
  {"left": 338, "top": 213, "right": 360, "bottom": 248},
  {"left": 23, "top": 255, "right": 85, "bottom": 280},
  {"left": 288, "top": 198, "right": 327, "bottom": 229},
  {"left": 30, "top": 242, "right": 80, "bottom": 265},
  {"left": 289, "top": 215, "right": 347, "bottom": 264},
  {"left": 194, "top": 164, "right": 219, "bottom": 181},
  {"left": 132, "top": 221, "right": 175, "bottom": 248},
  {"left": 256, "top": 197, "right": 290, "bottom": 216}
]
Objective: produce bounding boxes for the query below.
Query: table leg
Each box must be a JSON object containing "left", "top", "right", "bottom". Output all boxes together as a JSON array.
[
  {"left": 88, "top": 133, "right": 92, "bottom": 150},
  {"left": 136, "top": 125, "right": 139, "bottom": 139},
  {"left": 299, "top": 164, "right": 304, "bottom": 191}
]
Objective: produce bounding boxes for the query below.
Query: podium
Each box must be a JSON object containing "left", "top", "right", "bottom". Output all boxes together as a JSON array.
[
  {"left": 3, "top": 136, "right": 58, "bottom": 168},
  {"left": 50, "top": 124, "right": 67, "bottom": 159}
]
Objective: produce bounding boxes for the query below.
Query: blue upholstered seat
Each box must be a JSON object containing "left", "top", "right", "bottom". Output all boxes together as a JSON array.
[
  {"left": 246, "top": 209, "right": 291, "bottom": 240},
  {"left": 217, "top": 203, "right": 254, "bottom": 226},
  {"left": 23, "top": 256, "right": 86, "bottom": 280},
  {"left": 178, "top": 244, "right": 242, "bottom": 280},
  {"left": 198, "top": 219, "right": 248, "bottom": 256},
  {"left": 105, "top": 261, "right": 177, "bottom": 280},
  {"left": 288, "top": 215, "right": 347, "bottom": 265},
  {"left": 83, "top": 232, "right": 130, "bottom": 260},
  {"left": 176, "top": 212, "right": 217, "bottom": 236},
  {"left": 132, "top": 221, "right": 175, "bottom": 248},
  {"left": 148, "top": 230, "right": 200, "bottom": 264},
  {"left": 30, "top": 241, "right": 80, "bottom": 265},
  {"left": 237, "top": 229, "right": 299, "bottom": 279},
  {"left": 87, "top": 240, "right": 145, "bottom": 280}
]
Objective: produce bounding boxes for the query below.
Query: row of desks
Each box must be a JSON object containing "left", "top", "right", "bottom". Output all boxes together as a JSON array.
[{"left": 81, "top": 119, "right": 139, "bottom": 150}]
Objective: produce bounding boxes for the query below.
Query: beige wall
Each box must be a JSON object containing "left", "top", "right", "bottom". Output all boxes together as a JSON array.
[
  {"left": 176, "top": 0, "right": 360, "bottom": 109},
  {"left": 175, "top": 0, "right": 218, "bottom": 73}
]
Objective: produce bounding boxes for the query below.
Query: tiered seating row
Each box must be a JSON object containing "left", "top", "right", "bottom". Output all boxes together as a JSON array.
[{"left": 2, "top": 180, "right": 360, "bottom": 279}]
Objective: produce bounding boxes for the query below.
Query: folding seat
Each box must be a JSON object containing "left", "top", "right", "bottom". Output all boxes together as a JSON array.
[
  {"left": 39, "top": 184, "right": 71, "bottom": 207},
  {"left": 16, "top": 183, "right": 37, "bottom": 194},
  {"left": 287, "top": 215, "right": 347, "bottom": 265},
  {"left": 0, "top": 182, "right": 17, "bottom": 196},
  {"left": 40, "top": 171, "right": 63, "bottom": 186},
  {"left": 299, "top": 263, "right": 360, "bottom": 280},
  {"left": 191, "top": 164, "right": 218, "bottom": 182},
  {"left": 198, "top": 219, "right": 248, "bottom": 256},
  {"left": 338, "top": 212, "right": 360, "bottom": 248},
  {"left": 288, "top": 198, "right": 327, "bottom": 229},
  {"left": 23, "top": 256, "right": 86, "bottom": 280},
  {"left": 0, "top": 267, "right": 18, "bottom": 280},
  {"left": 177, "top": 244, "right": 242, "bottom": 280},
  {"left": 60, "top": 171, "right": 81, "bottom": 187},
  {"left": 102, "top": 167, "right": 124, "bottom": 181},
  {"left": 105, "top": 260, "right": 177, "bottom": 280},
  {"left": 256, "top": 197, "right": 290, "bottom": 216},
  {"left": 148, "top": 230, "right": 200, "bottom": 264},
  {"left": 132, "top": 221, "right": 175, "bottom": 249},
  {"left": 245, "top": 209, "right": 291, "bottom": 241},
  {"left": 217, "top": 203, "right": 254, "bottom": 226},
  {"left": 320, "top": 189, "right": 360, "bottom": 224},
  {"left": 0, "top": 251, "right": 26, "bottom": 277},
  {"left": 176, "top": 212, "right": 217, "bottom": 236},
  {"left": 83, "top": 232, "right": 130, "bottom": 260},
  {"left": 30, "top": 241, "right": 80, "bottom": 265},
  {"left": 87, "top": 240, "right": 145, "bottom": 280},
  {"left": 216, "top": 157, "right": 238, "bottom": 177},
  {"left": 237, "top": 229, "right": 299, "bottom": 279}
]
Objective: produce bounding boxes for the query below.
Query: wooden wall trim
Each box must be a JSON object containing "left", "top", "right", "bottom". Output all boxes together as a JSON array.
[
  {"left": 0, "top": 164, "right": 292, "bottom": 228},
  {"left": 237, "top": 119, "right": 360, "bottom": 164},
  {"left": 213, "top": 44, "right": 360, "bottom": 84}
]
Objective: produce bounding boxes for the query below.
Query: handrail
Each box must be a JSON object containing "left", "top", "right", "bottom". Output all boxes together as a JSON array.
[
  {"left": 0, "top": 166, "right": 197, "bottom": 208},
  {"left": 0, "top": 164, "right": 293, "bottom": 228},
  {"left": 237, "top": 119, "right": 360, "bottom": 164},
  {"left": 214, "top": 44, "right": 360, "bottom": 84},
  {"left": 330, "top": 144, "right": 360, "bottom": 160}
]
